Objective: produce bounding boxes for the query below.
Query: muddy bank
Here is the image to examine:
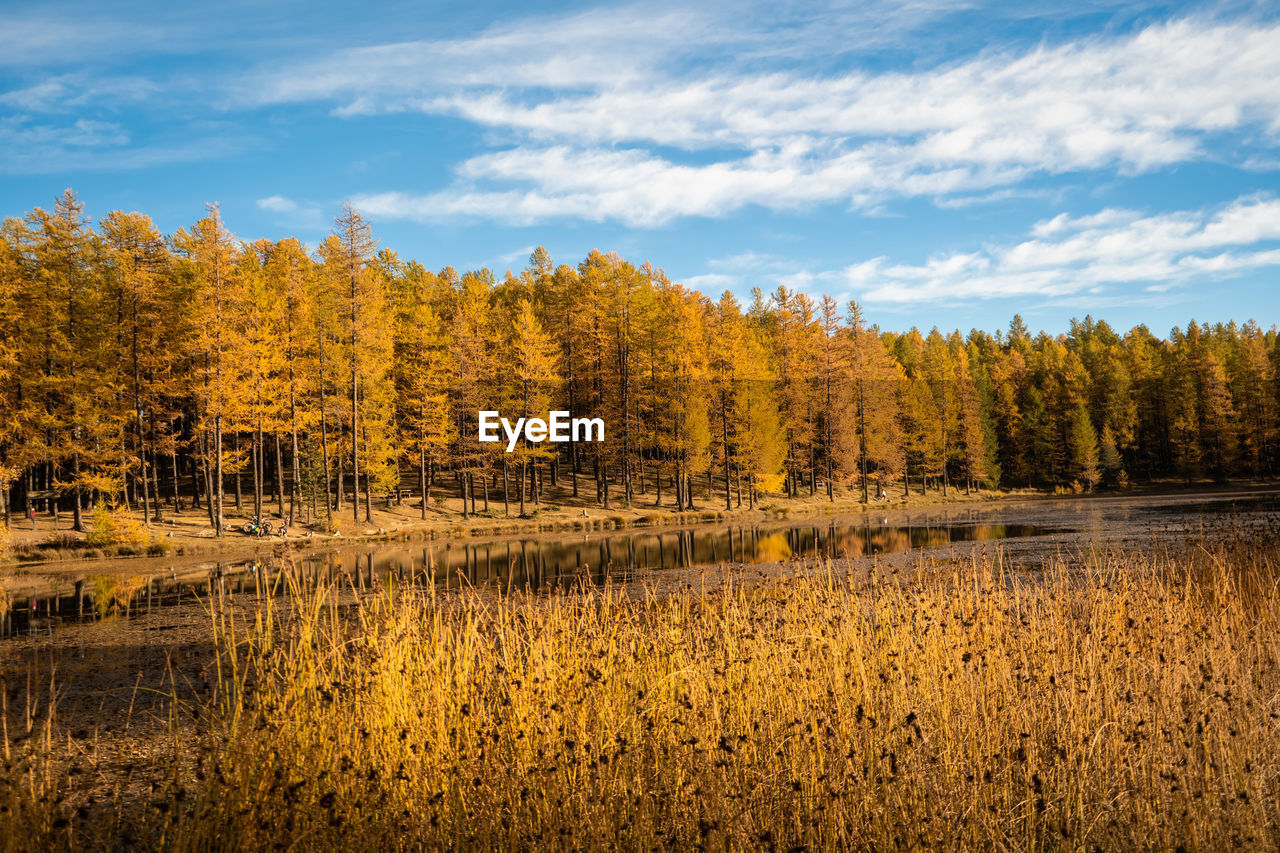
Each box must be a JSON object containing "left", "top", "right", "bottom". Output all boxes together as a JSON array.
[
  {"left": 17, "top": 476, "right": 1269, "bottom": 571},
  {"left": 5, "top": 484, "right": 1277, "bottom": 599},
  {"left": 6, "top": 485, "right": 1278, "bottom": 643}
]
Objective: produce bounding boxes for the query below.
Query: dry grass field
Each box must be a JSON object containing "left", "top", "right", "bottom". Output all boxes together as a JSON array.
[{"left": 3, "top": 528, "right": 1280, "bottom": 851}]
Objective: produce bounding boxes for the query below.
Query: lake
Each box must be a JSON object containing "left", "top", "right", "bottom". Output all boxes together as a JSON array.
[{"left": 4, "top": 487, "right": 1278, "bottom": 637}]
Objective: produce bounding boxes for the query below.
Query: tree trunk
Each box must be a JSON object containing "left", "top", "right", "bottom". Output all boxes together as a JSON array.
[
  {"left": 171, "top": 450, "right": 181, "bottom": 513},
  {"left": 288, "top": 359, "right": 300, "bottom": 524},
  {"left": 191, "top": 446, "right": 202, "bottom": 511},
  {"left": 148, "top": 410, "right": 163, "bottom": 523},
  {"left": 362, "top": 423, "right": 373, "bottom": 524},
  {"left": 336, "top": 453, "right": 345, "bottom": 511},
  {"left": 307, "top": 464, "right": 318, "bottom": 526},
  {"left": 419, "top": 448, "right": 428, "bottom": 520},
  {"left": 253, "top": 417, "right": 264, "bottom": 519},
  {"left": 350, "top": 260, "right": 361, "bottom": 524},
  {"left": 233, "top": 432, "right": 243, "bottom": 512},
  {"left": 318, "top": 330, "right": 333, "bottom": 526},
  {"left": 71, "top": 453, "right": 84, "bottom": 531},
  {"left": 132, "top": 288, "right": 152, "bottom": 526},
  {"left": 203, "top": 432, "right": 216, "bottom": 527},
  {"left": 274, "top": 432, "right": 285, "bottom": 517},
  {"left": 364, "top": 478, "right": 373, "bottom": 524},
  {"left": 136, "top": 418, "right": 152, "bottom": 526},
  {"left": 502, "top": 461, "right": 510, "bottom": 517},
  {"left": 808, "top": 447, "right": 816, "bottom": 497},
  {"left": 351, "top": 389, "right": 361, "bottom": 525},
  {"left": 570, "top": 442, "right": 579, "bottom": 498},
  {"left": 426, "top": 460, "right": 434, "bottom": 512},
  {"left": 857, "top": 380, "right": 869, "bottom": 503},
  {"left": 214, "top": 417, "right": 224, "bottom": 535}
]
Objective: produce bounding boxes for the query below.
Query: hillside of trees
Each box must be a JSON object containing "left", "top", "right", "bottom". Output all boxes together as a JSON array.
[{"left": 1, "top": 191, "right": 1276, "bottom": 534}]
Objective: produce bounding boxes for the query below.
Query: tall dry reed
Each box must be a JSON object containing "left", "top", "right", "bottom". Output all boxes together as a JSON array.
[{"left": 5, "top": 533, "right": 1280, "bottom": 850}]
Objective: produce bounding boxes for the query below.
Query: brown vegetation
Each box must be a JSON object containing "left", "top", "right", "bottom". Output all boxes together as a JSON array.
[{"left": 4, "top": 527, "right": 1280, "bottom": 850}]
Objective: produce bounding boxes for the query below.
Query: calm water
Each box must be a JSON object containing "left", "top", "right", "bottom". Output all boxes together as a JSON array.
[
  {"left": 4, "top": 514, "right": 1055, "bottom": 635},
  {"left": 382, "top": 517, "right": 1054, "bottom": 585},
  {"left": 7, "top": 488, "right": 1280, "bottom": 637}
]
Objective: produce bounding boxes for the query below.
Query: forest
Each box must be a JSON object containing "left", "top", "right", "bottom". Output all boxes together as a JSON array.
[{"left": 0, "top": 190, "right": 1276, "bottom": 534}]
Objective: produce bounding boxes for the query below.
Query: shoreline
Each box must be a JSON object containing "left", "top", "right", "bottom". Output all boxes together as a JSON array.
[{"left": 3, "top": 478, "right": 1277, "bottom": 575}]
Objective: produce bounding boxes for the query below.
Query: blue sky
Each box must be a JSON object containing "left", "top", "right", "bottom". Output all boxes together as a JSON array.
[{"left": 2, "top": 0, "right": 1279, "bottom": 335}]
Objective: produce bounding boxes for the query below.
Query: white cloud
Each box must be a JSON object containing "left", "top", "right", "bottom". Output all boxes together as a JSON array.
[
  {"left": 351, "top": 142, "right": 1026, "bottom": 226},
  {"left": 934, "top": 186, "right": 1064, "bottom": 209},
  {"left": 0, "top": 74, "right": 161, "bottom": 111},
  {"left": 0, "top": 117, "right": 230, "bottom": 174},
  {"left": 8, "top": 4, "right": 1277, "bottom": 226},
  {"left": 254, "top": 195, "right": 331, "bottom": 231},
  {"left": 671, "top": 194, "right": 1280, "bottom": 307},
  {"left": 820, "top": 195, "right": 1280, "bottom": 304},
  {"left": 0, "top": 116, "right": 130, "bottom": 149},
  {"left": 0, "top": 15, "right": 172, "bottom": 66},
  {"left": 245, "top": 1, "right": 963, "bottom": 110},
  {"left": 682, "top": 273, "right": 739, "bottom": 291},
  {"left": 243, "top": 5, "right": 714, "bottom": 108},
  {"left": 264, "top": 14, "right": 1280, "bottom": 225},
  {"left": 257, "top": 195, "right": 299, "bottom": 213},
  {"left": 707, "top": 251, "right": 793, "bottom": 272}
]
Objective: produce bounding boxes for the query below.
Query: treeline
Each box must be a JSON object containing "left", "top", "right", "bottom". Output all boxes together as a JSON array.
[{"left": 1, "top": 191, "right": 1276, "bottom": 533}]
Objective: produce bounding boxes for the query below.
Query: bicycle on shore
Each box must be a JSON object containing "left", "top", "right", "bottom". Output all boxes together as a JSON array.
[{"left": 242, "top": 516, "right": 273, "bottom": 537}]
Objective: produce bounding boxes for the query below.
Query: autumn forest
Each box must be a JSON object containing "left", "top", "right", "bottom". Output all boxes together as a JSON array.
[{"left": 0, "top": 190, "right": 1275, "bottom": 535}]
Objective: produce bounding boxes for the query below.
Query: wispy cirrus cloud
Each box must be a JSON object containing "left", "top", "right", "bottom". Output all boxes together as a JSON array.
[
  {"left": 0, "top": 116, "right": 130, "bottom": 148},
  {"left": 418, "top": 20, "right": 1280, "bottom": 156},
  {"left": 9, "top": 2, "right": 1280, "bottom": 227},
  {"left": 242, "top": 0, "right": 969, "bottom": 111},
  {"left": 0, "top": 114, "right": 249, "bottom": 174},
  {"left": 0, "top": 13, "right": 174, "bottom": 67},
  {"left": 0, "top": 74, "right": 161, "bottom": 111},
  {"left": 255, "top": 194, "right": 329, "bottom": 231},
  {"left": 244, "top": 13, "right": 1280, "bottom": 226}
]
